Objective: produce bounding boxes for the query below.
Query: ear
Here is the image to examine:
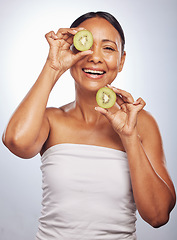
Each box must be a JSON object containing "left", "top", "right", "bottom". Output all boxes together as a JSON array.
[{"left": 118, "top": 51, "right": 126, "bottom": 72}]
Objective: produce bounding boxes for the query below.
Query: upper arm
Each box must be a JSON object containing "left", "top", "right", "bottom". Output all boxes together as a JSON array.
[
  {"left": 137, "top": 110, "right": 176, "bottom": 202},
  {"left": 26, "top": 113, "right": 50, "bottom": 158},
  {"left": 3, "top": 111, "right": 50, "bottom": 159}
]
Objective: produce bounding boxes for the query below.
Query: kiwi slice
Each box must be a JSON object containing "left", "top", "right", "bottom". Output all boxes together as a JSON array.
[
  {"left": 96, "top": 87, "right": 116, "bottom": 109},
  {"left": 73, "top": 30, "right": 93, "bottom": 51}
]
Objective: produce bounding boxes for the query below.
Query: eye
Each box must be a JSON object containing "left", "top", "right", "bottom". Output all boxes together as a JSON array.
[{"left": 103, "top": 46, "right": 116, "bottom": 52}]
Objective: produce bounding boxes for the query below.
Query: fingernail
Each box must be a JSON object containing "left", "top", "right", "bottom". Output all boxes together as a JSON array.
[{"left": 107, "top": 84, "right": 114, "bottom": 89}]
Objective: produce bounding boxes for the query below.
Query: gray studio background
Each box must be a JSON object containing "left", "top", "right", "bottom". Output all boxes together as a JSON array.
[{"left": 0, "top": 0, "right": 177, "bottom": 239}]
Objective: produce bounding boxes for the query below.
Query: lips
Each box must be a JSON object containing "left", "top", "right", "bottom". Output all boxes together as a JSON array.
[{"left": 82, "top": 68, "right": 106, "bottom": 75}]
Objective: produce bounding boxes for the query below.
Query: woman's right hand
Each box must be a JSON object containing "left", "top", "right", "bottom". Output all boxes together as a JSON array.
[{"left": 45, "top": 28, "right": 93, "bottom": 78}]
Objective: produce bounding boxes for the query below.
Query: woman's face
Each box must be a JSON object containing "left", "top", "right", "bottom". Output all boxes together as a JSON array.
[{"left": 70, "top": 17, "right": 126, "bottom": 92}]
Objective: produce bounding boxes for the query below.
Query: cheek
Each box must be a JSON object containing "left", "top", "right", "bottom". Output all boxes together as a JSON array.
[{"left": 106, "top": 55, "right": 120, "bottom": 71}]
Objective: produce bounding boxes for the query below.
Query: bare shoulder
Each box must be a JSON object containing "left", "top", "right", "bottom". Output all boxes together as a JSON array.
[
  {"left": 40, "top": 102, "right": 75, "bottom": 155},
  {"left": 137, "top": 109, "right": 161, "bottom": 142},
  {"left": 137, "top": 109, "right": 158, "bottom": 127},
  {"left": 45, "top": 101, "right": 75, "bottom": 121}
]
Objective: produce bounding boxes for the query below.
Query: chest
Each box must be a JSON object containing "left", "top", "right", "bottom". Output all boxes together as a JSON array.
[{"left": 47, "top": 117, "right": 125, "bottom": 152}]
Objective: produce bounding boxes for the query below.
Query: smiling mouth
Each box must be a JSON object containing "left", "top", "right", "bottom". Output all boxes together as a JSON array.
[{"left": 82, "top": 68, "right": 106, "bottom": 75}]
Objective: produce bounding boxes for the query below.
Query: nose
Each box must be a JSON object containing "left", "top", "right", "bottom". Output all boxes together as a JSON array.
[{"left": 87, "top": 44, "right": 103, "bottom": 64}]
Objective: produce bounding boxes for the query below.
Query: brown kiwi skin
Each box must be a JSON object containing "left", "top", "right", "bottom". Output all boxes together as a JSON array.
[{"left": 96, "top": 87, "right": 116, "bottom": 109}]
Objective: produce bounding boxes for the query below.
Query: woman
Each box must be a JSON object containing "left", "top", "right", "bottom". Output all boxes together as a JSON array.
[{"left": 2, "top": 11, "right": 176, "bottom": 240}]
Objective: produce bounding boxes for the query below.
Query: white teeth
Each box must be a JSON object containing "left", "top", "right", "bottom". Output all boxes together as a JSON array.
[{"left": 83, "top": 69, "right": 105, "bottom": 75}]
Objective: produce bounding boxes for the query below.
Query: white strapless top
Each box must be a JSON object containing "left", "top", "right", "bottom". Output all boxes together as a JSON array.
[{"left": 36, "top": 144, "right": 137, "bottom": 240}]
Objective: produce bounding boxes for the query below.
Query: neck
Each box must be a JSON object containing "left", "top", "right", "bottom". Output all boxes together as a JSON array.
[{"left": 74, "top": 84, "right": 103, "bottom": 124}]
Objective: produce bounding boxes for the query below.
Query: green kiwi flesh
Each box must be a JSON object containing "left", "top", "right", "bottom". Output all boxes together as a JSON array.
[
  {"left": 73, "top": 30, "right": 93, "bottom": 51},
  {"left": 96, "top": 87, "right": 116, "bottom": 108}
]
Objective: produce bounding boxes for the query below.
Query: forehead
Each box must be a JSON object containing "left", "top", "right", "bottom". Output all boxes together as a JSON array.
[{"left": 78, "top": 17, "right": 121, "bottom": 43}]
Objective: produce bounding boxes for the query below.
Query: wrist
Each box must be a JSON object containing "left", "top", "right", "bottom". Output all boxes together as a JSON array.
[
  {"left": 44, "top": 60, "right": 64, "bottom": 84},
  {"left": 119, "top": 128, "right": 141, "bottom": 151}
]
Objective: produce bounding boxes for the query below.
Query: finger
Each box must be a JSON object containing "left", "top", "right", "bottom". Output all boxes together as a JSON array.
[
  {"left": 55, "top": 29, "right": 76, "bottom": 48},
  {"left": 45, "top": 31, "right": 59, "bottom": 43},
  {"left": 114, "top": 88, "right": 134, "bottom": 103},
  {"left": 133, "top": 97, "right": 146, "bottom": 110},
  {"left": 107, "top": 85, "right": 134, "bottom": 103},
  {"left": 106, "top": 85, "right": 123, "bottom": 103},
  {"left": 57, "top": 28, "right": 76, "bottom": 35},
  {"left": 58, "top": 38, "right": 72, "bottom": 49},
  {"left": 105, "top": 84, "right": 123, "bottom": 106},
  {"left": 56, "top": 27, "right": 87, "bottom": 49},
  {"left": 56, "top": 29, "right": 72, "bottom": 40},
  {"left": 60, "top": 27, "right": 86, "bottom": 44},
  {"left": 57, "top": 27, "right": 85, "bottom": 37},
  {"left": 70, "top": 27, "right": 86, "bottom": 33},
  {"left": 72, "top": 50, "right": 93, "bottom": 63},
  {"left": 65, "top": 35, "right": 74, "bottom": 45},
  {"left": 132, "top": 98, "right": 146, "bottom": 115},
  {"left": 116, "top": 95, "right": 124, "bottom": 107},
  {"left": 95, "top": 107, "right": 114, "bottom": 121}
]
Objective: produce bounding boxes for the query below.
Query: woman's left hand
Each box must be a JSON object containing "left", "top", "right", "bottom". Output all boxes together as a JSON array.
[{"left": 95, "top": 85, "right": 146, "bottom": 137}]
